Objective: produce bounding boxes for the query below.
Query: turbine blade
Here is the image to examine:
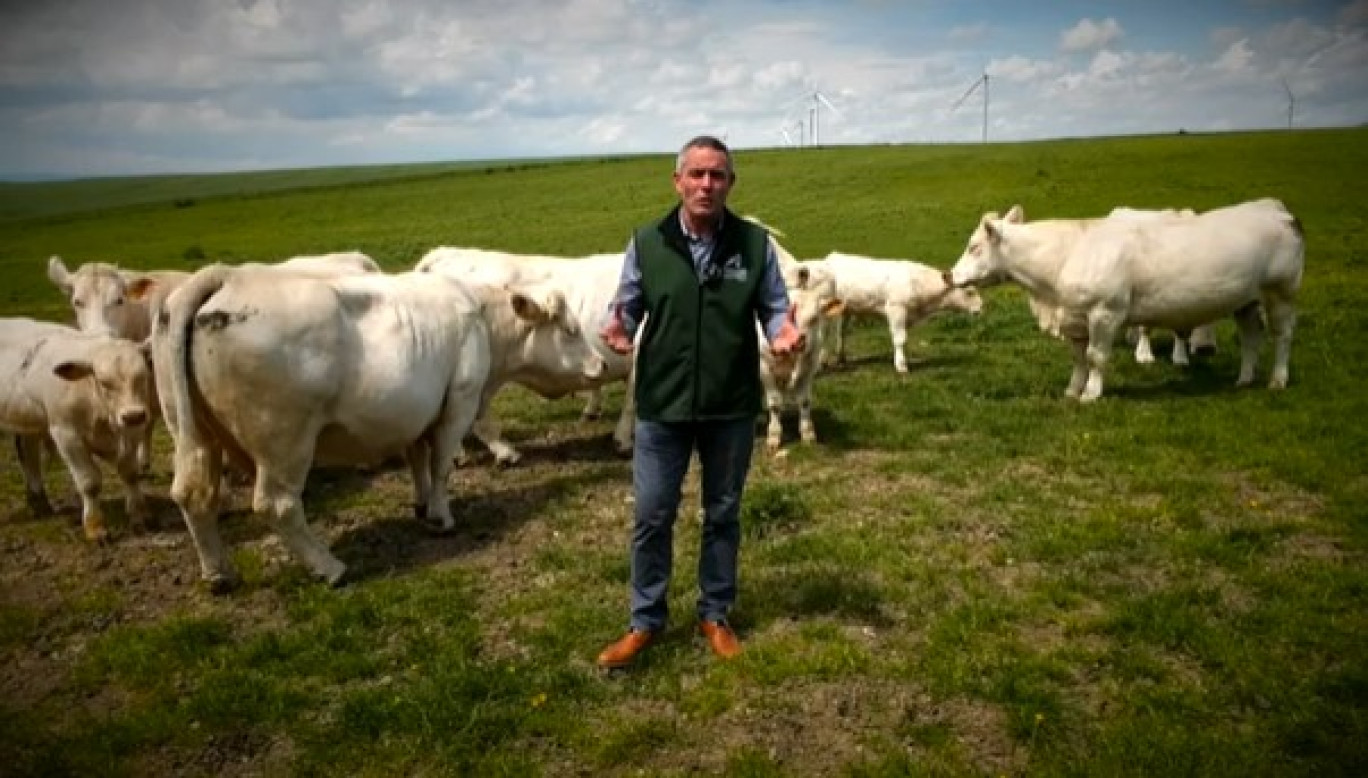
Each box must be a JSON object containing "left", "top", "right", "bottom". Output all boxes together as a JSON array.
[{"left": 816, "top": 91, "right": 843, "bottom": 119}]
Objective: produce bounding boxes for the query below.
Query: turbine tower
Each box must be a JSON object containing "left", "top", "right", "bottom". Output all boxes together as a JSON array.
[
  {"left": 786, "top": 86, "right": 843, "bottom": 147},
  {"left": 952, "top": 72, "right": 990, "bottom": 143},
  {"left": 1282, "top": 78, "right": 1296, "bottom": 130}
]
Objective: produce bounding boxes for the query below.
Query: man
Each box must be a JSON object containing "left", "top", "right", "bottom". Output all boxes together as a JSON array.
[{"left": 597, "top": 135, "right": 805, "bottom": 669}]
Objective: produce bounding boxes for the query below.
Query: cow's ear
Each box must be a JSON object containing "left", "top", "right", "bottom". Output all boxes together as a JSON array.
[
  {"left": 796, "top": 266, "right": 811, "bottom": 290},
  {"left": 509, "top": 292, "right": 546, "bottom": 323},
  {"left": 822, "top": 298, "right": 846, "bottom": 318},
  {"left": 984, "top": 220, "right": 1001, "bottom": 244},
  {"left": 47, "top": 255, "right": 72, "bottom": 294},
  {"left": 53, "top": 360, "right": 94, "bottom": 382},
  {"left": 125, "top": 275, "right": 158, "bottom": 302},
  {"left": 1005, "top": 205, "right": 1025, "bottom": 223}
]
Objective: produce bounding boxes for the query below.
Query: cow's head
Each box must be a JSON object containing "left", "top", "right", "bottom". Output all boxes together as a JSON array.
[
  {"left": 945, "top": 205, "right": 1025, "bottom": 289},
  {"left": 504, "top": 284, "right": 607, "bottom": 383},
  {"left": 53, "top": 337, "right": 153, "bottom": 431},
  {"left": 47, "top": 256, "right": 158, "bottom": 340}
]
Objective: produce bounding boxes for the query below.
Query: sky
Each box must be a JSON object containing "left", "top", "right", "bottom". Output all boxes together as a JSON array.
[{"left": 1, "top": 0, "right": 1365, "bottom": 179}]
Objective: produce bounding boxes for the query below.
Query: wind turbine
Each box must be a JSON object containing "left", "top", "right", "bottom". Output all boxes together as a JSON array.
[
  {"left": 952, "top": 72, "right": 990, "bottom": 143},
  {"left": 1282, "top": 78, "right": 1296, "bottom": 130},
  {"left": 786, "top": 86, "right": 843, "bottom": 146}
]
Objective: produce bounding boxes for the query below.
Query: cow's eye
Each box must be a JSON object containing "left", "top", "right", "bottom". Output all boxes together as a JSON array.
[
  {"left": 112, "top": 297, "right": 124, "bottom": 307},
  {"left": 73, "top": 299, "right": 85, "bottom": 308}
]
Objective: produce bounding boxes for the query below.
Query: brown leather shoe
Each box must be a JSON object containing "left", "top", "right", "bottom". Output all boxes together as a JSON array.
[
  {"left": 597, "top": 629, "right": 655, "bottom": 669},
  {"left": 699, "top": 619, "right": 742, "bottom": 659}
]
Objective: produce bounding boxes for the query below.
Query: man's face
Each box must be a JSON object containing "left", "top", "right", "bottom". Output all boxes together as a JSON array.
[{"left": 673, "top": 147, "right": 733, "bottom": 225}]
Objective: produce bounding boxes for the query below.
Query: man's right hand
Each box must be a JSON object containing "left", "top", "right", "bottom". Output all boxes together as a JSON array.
[{"left": 600, "top": 304, "right": 635, "bottom": 355}]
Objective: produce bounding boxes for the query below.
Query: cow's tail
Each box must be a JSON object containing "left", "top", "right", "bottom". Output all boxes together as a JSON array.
[{"left": 162, "top": 264, "right": 234, "bottom": 457}]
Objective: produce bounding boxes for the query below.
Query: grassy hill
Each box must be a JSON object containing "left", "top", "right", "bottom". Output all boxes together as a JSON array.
[{"left": 1, "top": 128, "right": 1365, "bottom": 776}]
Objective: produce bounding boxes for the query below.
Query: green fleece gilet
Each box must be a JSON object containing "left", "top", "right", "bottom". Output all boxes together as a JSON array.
[{"left": 633, "top": 208, "right": 770, "bottom": 422}]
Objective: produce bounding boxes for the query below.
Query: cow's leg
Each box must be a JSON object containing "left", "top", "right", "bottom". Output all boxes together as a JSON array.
[
  {"left": 255, "top": 462, "right": 346, "bottom": 586},
  {"left": 1082, "top": 313, "right": 1121, "bottom": 402},
  {"left": 1264, "top": 298, "right": 1295, "bottom": 390},
  {"left": 764, "top": 385, "right": 786, "bottom": 452},
  {"left": 424, "top": 381, "right": 486, "bottom": 532},
  {"left": 613, "top": 370, "right": 637, "bottom": 455},
  {"left": 48, "top": 428, "right": 108, "bottom": 542},
  {"left": 797, "top": 388, "right": 817, "bottom": 445},
  {"left": 1066, "top": 339, "right": 1089, "bottom": 399},
  {"left": 1190, "top": 324, "right": 1218, "bottom": 357},
  {"left": 171, "top": 443, "right": 237, "bottom": 591},
  {"left": 15, "top": 434, "right": 53, "bottom": 516},
  {"left": 885, "top": 305, "right": 910, "bottom": 374},
  {"left": 406, "top": 440, "right": 433, "bottom": 521},
  {"left": 581, "top": 388, "right": 604, "bottom": 421},
  {"left": 114, "top": 439, "right": 150, "bottom": 532},
  {"left": 1233, "top": 302, "right": 1265, "bottom": 387},
  {"left": 1133, "top": 327, "right": 1156, "bottom": 364},
  {"left": 470, "top": 413, "right": 521, "bottom": 466},
  {"left": 1171, "top": 329, "right": 1191, "bottom": 366}
]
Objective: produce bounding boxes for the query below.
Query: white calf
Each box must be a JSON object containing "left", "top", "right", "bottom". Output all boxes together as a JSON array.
[{"left": 1, "top": 318, "right": 154, "bottom": 541}]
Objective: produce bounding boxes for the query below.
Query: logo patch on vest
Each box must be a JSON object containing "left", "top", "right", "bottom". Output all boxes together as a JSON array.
[{"left": 720, "top": 253, "right": 747, "bottom": 282}]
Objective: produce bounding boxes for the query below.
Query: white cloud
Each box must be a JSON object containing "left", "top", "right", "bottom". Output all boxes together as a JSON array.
[
  {"left": 1060, "top": 18, "right": 1123, "bottom": 53},
  {"left": 1215, "top": 38, "right": 1256, "bottom": 74},
  {"left": 0, "top": 0, "right": 1365, "bottom": 177}
]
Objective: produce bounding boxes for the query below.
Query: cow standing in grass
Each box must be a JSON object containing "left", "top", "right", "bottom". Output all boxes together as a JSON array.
[
  {"left": 1, "top": 318, "right": 154, "bottom": 541},
  {"left": 47, "top": 251, "right": 382, "bottom": 472},
  {"left": 760, "top": 264, "right": 845, "bottom": 451},
  {"left": 153, "top": 264, "right": 493, "bottom": 591},
  {"left": 946, "top": 198, "right": 1303, "bottom": 400},
  {"left": 799, "top": 252, "right": 983, "bottom": 373}
]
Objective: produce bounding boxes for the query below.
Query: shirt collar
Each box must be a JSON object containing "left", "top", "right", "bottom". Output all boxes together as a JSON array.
[{"left": 678, "top": 210, "right": 726, "bottom": 242}]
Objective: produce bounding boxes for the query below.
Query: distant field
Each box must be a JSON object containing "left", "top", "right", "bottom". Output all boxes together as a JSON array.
[{"left": 1, "top": 128, "right": 1365, "bottom": 777}]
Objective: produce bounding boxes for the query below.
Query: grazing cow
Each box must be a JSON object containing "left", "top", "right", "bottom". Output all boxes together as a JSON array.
[
  {"left": 152, "top": 264, "right": 492, "bottom": 590},
  {"left": 760, "top": 265, "right": 845, "bottom": 451},
  {"left": 946, "top": 199, "right": 1303, "bottom": 400},
  {"left": 801, "top": 252, "right": 983, "bottom": 373},
  {"left": 415, "top": 247, "right": 637, "bottom": 460},
  {"left": 1, "top": 318, "right": 153, "bottom": 541}
]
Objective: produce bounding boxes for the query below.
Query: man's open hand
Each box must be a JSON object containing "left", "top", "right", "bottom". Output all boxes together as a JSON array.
[{"left": 599, "top": 303, "right": 635, "bottom": 355}]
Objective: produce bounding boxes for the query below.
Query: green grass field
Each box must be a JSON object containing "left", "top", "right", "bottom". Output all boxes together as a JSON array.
[{"left": 1, "top": 128, "right": 1365, "bottom": 777}]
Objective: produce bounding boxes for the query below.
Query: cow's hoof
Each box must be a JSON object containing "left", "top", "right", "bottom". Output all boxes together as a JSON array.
[
  {"left": 83, "top": 525, "right": 111, "bottom": 545},
  {"left": 494, "top": 452, "right": 522, "bottom": 468},
  {"left": 580, "top": 410, "right": 603, "bottom": 422},
  {"left": 205, "top": 574, "right": 240, "bottom": 596},
  {"left": 25, "top": 493, "right": 53, "bottom": 517}
]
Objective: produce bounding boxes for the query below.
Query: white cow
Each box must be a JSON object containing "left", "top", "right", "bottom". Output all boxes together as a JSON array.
[
  {"left": 47, "top": 252, "right": 382, "bottom": 471},
  {"left": 1, "top": 318, "right": 154, "bottom": 541},
  {"left": 760, "top": 264, "right": 845, "bottom": 452},
  {"left": 1019, "top": 208, "right": 1219, "bottom": 366},
  {"left": 946, "top": 199, "right": 1303, "bottom": 401},
  {"left": 415, "top": 247, "right": 636, "bottom": 461},
  {"left": 153, "top": 264, "right": 493, "bottom": 591},
  {"left": 801, "top": 252, "right": 983, "bottom": 373}
]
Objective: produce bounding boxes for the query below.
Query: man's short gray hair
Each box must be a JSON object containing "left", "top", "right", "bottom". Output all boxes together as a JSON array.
[{"left": 675, "top": 135, "right": 734, "bottom": 175}]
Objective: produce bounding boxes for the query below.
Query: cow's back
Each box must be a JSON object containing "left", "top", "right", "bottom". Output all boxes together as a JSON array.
[{"left": 164, "top": 267, "right": 488, "bottom": 466}]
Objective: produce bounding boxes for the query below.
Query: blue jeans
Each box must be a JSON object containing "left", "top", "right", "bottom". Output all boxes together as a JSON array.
[{"left": 629, "top": 416, "right": 756, "bottom": 631}]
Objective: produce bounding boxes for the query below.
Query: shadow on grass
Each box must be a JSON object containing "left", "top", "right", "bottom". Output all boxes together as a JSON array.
[
  {"left": 742, "top": 566, "right": 894, "bottom": 628},
  {"left": 1105, "top": 359, "right": 1250, "bottom": 401},
  {"left": 329, "top": 463, "right": 623, "bottom": 584}
]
